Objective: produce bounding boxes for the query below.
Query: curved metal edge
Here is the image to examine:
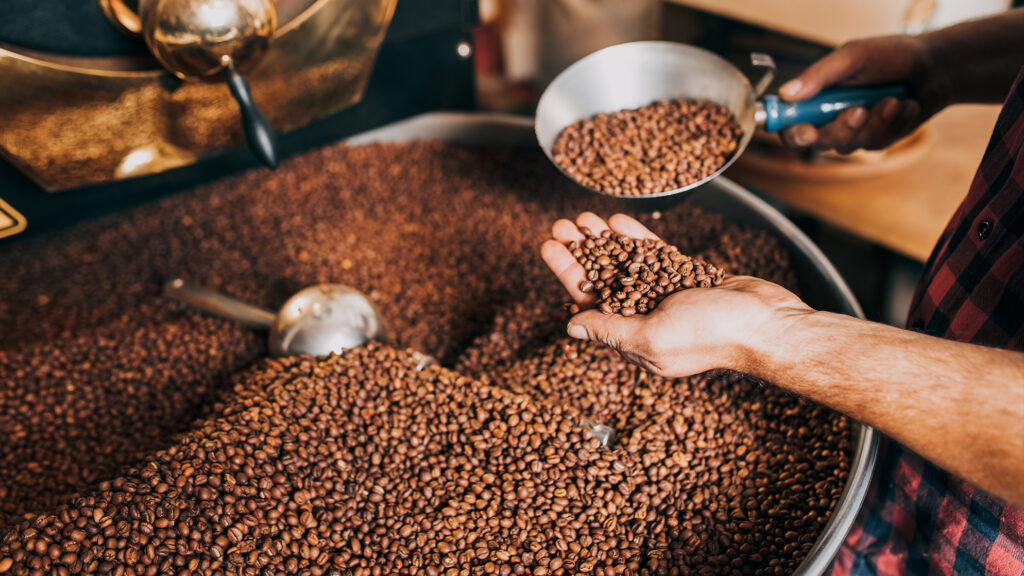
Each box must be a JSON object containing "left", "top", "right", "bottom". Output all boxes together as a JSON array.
[
  {"left": 0, "top": 43, "right": 160, "bottom": 77},
  {"left": 708, "top": 177, "right": 878, "bottom": 576},
  {"left": 535, "top": 40, "right": 755, "bottom": 153},
  {"left": 707, "top": 177, "right": 864, "bottom": 320},
  {"left": 345, "top": 111, "right": 540, "bottom": 146},
  {"left": 346, "top": 111, "right": 879, "bottom": 576},
  {"left": 277, "top": 0, "right": 328, "bottom": 35}
]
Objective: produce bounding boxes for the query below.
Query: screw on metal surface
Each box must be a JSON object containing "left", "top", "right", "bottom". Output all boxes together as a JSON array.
[
  {"left": 411, "top": 352, "right": 437, "bottom": 371},
  {"left": 582, "top": 419, "right": 616, "bottom": 447}
]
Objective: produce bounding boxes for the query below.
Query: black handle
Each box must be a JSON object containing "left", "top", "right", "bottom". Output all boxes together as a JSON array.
[{"left": 225, "top": 65, "right": 279, "bottom": 169}]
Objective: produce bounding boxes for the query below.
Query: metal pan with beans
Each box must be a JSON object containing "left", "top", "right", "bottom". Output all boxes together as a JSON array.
[{"left": 535, "top": 41, "right": 905, "bottom": 199}]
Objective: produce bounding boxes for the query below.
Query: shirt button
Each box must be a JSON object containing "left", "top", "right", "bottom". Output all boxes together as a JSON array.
[{"left": 977, "top": 219, "right": 993, "bottom": 239}]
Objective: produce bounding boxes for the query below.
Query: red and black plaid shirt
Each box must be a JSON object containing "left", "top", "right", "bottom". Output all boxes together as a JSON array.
[{"left": 834, "top": 67, "right": 1024, "bottom": 575}]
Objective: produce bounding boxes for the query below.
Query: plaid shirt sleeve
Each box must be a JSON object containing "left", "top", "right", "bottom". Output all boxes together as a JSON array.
[{"left": 832, "top": 66, "right": 1024, "bottom": 576}]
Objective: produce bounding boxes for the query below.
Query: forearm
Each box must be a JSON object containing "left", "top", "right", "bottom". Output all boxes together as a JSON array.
[
  {"left": 748, "top": 310, "right": 1024, "bottom": 507},
  {"left": 923, "top": 8, "right": 1024, "bottom": 104}
]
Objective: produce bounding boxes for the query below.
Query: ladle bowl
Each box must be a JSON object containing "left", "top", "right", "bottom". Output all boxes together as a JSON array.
[{"left": 164, "top": 278, "right": 386, "bottom": 356}]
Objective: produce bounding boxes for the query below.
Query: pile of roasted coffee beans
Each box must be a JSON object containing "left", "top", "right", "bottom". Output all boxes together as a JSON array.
[
  {"left": 567, "top": 227, "right": 725, "bottom": 316},
  {"left": 551, "top": 99, "right": 743, "bottom": 196},
  {"left": 0, "top": 343, "right": 849, "bottom": 576},
  {"left": 0, "top": 317, "right": 259, "bottom": 531},
  {"left": 0, "top": 139, "right": 847, "bottom": 576}
]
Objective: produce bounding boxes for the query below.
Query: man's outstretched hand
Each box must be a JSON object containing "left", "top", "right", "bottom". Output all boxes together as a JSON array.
[
  {"left": 542, "top": 214, "right": 1024, "bottom": 508},
  {"left": 540, "top": 212, "right": 814, "bottom": 378}
]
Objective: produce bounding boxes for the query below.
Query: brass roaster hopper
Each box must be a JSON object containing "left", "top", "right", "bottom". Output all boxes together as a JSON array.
[{"left": 0, "top": 0, "right": 398, "bottom": 191}]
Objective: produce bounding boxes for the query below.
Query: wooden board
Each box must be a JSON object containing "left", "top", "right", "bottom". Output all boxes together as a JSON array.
[
  {"left": 726, "top": 105, "right": 1001, "bottom": 261},
  {"left": 739, "top": 127, "right": 934, "bottom": 183}
]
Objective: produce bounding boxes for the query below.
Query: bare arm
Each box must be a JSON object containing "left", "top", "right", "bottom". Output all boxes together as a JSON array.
[
  {"left": 543, "top": 213, "right": 1024, "bottom": 507},
  {"left": 753, "top": 310, "right": 1024, "bottom": 508}
]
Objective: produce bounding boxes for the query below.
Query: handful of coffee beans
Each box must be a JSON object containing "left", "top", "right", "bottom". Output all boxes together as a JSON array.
[
  {"left": 552, "top": 99, "right": 743, "bottom": 196},
  {"left": 567, "top": 227, "right": 725, "bottom": 316}
]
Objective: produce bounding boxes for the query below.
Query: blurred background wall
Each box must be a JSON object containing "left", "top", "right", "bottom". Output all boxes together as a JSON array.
[{"left": 475, "top": 0, "right": 1014, "bottom": 113}]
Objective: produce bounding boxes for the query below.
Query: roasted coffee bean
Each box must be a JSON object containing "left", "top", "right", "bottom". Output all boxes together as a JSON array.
[
  {"left": 552, "top": 99, "right": 743, "bottom": 196},
  {"left": 0, "top": 142, "right": 842, "bottom": 575},
  {"left": 566, "top": 227, "right": 725, "bottom": 315}
]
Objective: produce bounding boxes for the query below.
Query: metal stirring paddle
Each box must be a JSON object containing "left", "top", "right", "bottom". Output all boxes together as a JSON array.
[{"left": 164, "top": 279, "right": 386, "bottom": 356}]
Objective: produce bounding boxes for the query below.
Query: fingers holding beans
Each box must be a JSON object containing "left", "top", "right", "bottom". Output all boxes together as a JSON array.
[
  {"left": 575, "top": 212, "right": 611, "bottom": 237},
  {"left": 551, "top": 218, "right": 585, "bottom": 244},
  {"left": 560, "top": 219, "right": 725, "bottom": 316},
  {"left": 540, "top": 239, "right": 594, "bottom": 307}
]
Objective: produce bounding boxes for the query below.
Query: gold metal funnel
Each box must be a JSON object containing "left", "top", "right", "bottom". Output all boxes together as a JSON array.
[{"left": 0, "top": 0, "right": 398, "bottom": 190}]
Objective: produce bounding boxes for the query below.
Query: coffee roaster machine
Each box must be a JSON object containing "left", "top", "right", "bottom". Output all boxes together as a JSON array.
[
  {"left": 0, "top": 4, "right": 881, "bottom": 574},
  {"left": 0, "top": 0, "right": 478, "bottom": 245}
]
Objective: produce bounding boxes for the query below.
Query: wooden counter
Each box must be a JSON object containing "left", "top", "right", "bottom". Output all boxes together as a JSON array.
[
  {"left": 664, "top": 0, "right": 905, "bottom": 46},
  {"left": 662, "top": 0, "right": 1009, "bottom": 48},
  {"left": 726, "top": 105, "right": 1001, "bottom": 262}
]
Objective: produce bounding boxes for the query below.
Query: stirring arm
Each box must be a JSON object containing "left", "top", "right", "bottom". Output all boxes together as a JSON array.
[
  {"left": 164, "top": 278, "right": 276, "bottom": 329},
  {"left": 225, "top": 62, "right": 279, "bottom": 169}
]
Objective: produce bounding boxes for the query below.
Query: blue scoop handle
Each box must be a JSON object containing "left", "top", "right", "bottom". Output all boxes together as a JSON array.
[{"left": 761, "top": 85, "right": 907, "bottom": 132}]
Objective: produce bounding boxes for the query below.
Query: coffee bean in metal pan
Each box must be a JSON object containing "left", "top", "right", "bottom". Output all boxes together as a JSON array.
[{"left": 552, "top": 99, "right": 743, "bottom": 197}]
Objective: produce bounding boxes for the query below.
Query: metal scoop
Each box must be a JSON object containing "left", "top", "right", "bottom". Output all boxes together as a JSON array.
[
  {"left": 167, "top": 279, "right": 609, "bottom": 439},
  {"left": 535, "top": 41, "right": 906, "bottom": 199},
  {"left": 164, "top": 278, "right": 385, "bottom": 356}
]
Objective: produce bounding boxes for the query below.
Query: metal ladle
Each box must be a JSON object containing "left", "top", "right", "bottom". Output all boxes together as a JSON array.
[
  {"left": 164, "top": 278, "right": 386, "bottom": 356},
  {"left": 166, "top": 279, "right": 609, "bottom": 440},
  {"left": 535, "top": 41, "right": 906, "bottom": 200}
]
